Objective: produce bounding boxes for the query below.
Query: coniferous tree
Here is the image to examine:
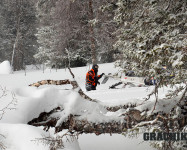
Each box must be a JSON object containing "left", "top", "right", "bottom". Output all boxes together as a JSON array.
[
  {"left": 94, "top": 0, "right": 119, "bottom": 63},
  {"left": 111, "top": 0, "right": 187, "bottom": 149},
  {"left": 0, "top": 0, "right": 38, "bottom": 70},
  {"left": 113, "top": 0, "right": 187, "bottom": 86},
  {"left": 34, "top": 0, "right": 119, "bottom": 68}
]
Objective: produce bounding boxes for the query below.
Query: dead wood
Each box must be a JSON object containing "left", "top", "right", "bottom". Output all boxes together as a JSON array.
[{"left": 28, "top": 109, "right": 126, "bottom": 135}]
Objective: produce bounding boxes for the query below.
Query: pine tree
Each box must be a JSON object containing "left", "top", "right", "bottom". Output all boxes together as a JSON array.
[
  {"left": 93, "top": 0, "right": 119, "bottom": 63},
  {"left": 34, "top": 0, "right": 90, "bottom": 68},
  {"left": 34, "top": 0, "right": 119, "bottom": 68},
  {"left": 113, "top": 0, "right": 187, "bottom": 86},
  {"left": 34, "top": 26, "right": 60, "bottom": 68},
  {"left": 112, "top": 1, "right": 187, "bottom": 149},
  {"left": 0, "top": 0, "right": 38, "bottom": 70}
]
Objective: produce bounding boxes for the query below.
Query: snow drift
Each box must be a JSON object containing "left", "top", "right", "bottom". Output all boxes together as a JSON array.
[
  {"left": 1, "top": 86, "right": 124, "bottom": 125},
  {"left": 0, "top": 123, "right": 81, "bottom": 150},
  {"left": 0, "top": 61, "right": 12, "bottom": 74}
]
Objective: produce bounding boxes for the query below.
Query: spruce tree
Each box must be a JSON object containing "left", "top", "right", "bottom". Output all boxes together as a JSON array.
[{"left": 113, "top": 0, "right": 187, "bottom": 86}]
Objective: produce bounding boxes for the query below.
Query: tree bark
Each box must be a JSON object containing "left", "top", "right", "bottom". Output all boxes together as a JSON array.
[
  {"left": 88, "top": 0, "right": 97, "bottom": 65},
  {"left": 28, "top": 109, "right": 126, "bottom": 134},
  {"left": 11, "top": 0, "right": 25, "bottom": 71},
  {"left": 11, "top": 13, "right": 20, "bottom": 71}
]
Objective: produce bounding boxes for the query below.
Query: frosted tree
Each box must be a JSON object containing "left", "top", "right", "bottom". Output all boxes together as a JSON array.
[
  {"left": 52, "top": 0, "right": 91, "bottom": 67},
  {"left": 34, "top": 0, "right": 63, "bottom": 69},
  {"left": 0, "top": 0, "right": 38, "bottom": 70},
  {"left": 34, "top": 0, "right": 90, "bottom": 68},
  {"left": 93, "top": 0, "right": 119, "bottom": 63},
  {"left": 34, "top": 0, "right": 118, "bottom": 68},
  {"left": 114, "top": 0, "right": 187, "bottom": 86},
  {"left": 34, "top": 26, "right": 60, "bottom": 69},
  {"left": 106, "top": 0, "right": 187, "bottom": 149}
]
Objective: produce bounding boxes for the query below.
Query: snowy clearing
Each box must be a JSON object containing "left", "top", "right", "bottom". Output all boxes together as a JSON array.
[{"left": 0, "top": 62, "right": 173, "bottom": 150}]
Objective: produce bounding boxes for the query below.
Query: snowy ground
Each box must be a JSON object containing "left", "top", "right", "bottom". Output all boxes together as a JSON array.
[{"left": 0, "top": 62, "right": 164, "bottom": 150}]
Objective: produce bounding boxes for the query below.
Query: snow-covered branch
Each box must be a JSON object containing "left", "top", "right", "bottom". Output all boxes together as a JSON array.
[{"left": 34, "top": 131, "right": 77, "bottom": 150}]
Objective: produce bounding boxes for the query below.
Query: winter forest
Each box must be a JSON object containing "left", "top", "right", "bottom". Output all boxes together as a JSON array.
[{"left": 0, "top": 0, "right": 187, "bottom": 150}]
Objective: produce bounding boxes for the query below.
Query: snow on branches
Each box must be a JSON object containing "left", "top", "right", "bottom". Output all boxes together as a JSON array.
[{"left": 114, "top": 0, "right": 187, "bottom": 86}]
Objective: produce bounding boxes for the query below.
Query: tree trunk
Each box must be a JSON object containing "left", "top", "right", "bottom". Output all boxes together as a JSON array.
[
  {"left": 11, "top": 18, "right": 20, "bottom": 71},
  {"left": 88, "top": 0, "right": 97, "bottom": 65},
  {"left": 28, "top": 113, "right": 126, "bottom": 134},
  {"left": 11, "top": 0, "right": 24, "bottom": 71}
]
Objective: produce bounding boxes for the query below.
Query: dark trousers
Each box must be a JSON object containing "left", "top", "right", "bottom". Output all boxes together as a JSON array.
[{"left": 86, "top": 83, "right": 96, "bottom": 91}]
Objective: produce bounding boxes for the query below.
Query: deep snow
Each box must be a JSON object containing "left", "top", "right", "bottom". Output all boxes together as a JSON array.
[
  {"left": 0, "top": 61, "right": 11, "bottom": 74},
  {"left": 0, "top": 62, "right": 168, "bottom": 150}
]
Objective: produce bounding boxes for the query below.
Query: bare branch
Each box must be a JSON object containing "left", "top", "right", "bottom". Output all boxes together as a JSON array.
[
  {"left": 0, "top": 87, "right": 17, "bottom": 120},
  {"left": 134, "top": 114, "right": 170, "bottom": 129},
  {"left": 165, "top": 0, "right": 172, "bottom": 11},
  {"left": 177, "top": 84, "right": 187, "bottom": 104},
  {"left": 151, "top": 87, "right": 159, "bottom": 114},
  {"left": 33, "top": 131, "right": 78, "bottom": 150},
  {"left": 0, "top": 86, "right": 7, "bottom": 99},
  {"left": 139, "top": 79, "right": 161, "bottom": 106},
  {"left": 0, "top": 133, "right": 6, "bottom": 150},
  {"left": 68, "top": 67, "right": 75, "bottom": 79}
]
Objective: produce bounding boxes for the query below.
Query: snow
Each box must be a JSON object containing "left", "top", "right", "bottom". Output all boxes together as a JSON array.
[
  {"left": 0, "top": 124, "right": 80, "bottom": 150},
  {"left": 1, "top": 86, "right": 124, "bottom": 125},
  {"left": 0, "top": 62, "right": 176, "bottom": 150},
  {"left": 0, "top": 124, "right": 49, "bottom": 150},
  {"left": 0, "top": 61, "right": 12, "bottom": 74},
  {"left": 79, "top": 133, "right": 150, "bottom": 150},
  {"left": 171, "top": 51, "right": 184, "bottom": 68}
]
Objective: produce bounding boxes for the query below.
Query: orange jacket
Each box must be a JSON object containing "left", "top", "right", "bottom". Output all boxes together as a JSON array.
[{"left": 86, "top": 69, "right": 101, "bottom": 86}]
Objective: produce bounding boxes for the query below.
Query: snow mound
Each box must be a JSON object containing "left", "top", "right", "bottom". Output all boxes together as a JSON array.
[
  {"left": 0, "top": 61, "right": 12, "bottom": 74},
  {"left": 0, "top": 124, "right": 81, "bottom": 150},
  {"left": 1, "top": 87, "right": 124, "bottom": 124}
]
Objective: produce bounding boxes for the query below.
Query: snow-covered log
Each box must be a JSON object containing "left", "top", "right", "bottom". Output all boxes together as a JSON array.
[
  {"left": 28, "top": 111, "right": 126, "bottom": 135},
  {"left": 28, "top": 80, "right": 187, "bottom": 137},
  {"left": 29, "top": 79, "right": 136, "bottom": 110},
  {"left": 28, "top": 80, "right": 129, "bottom": 134},
  {"left": 29, "top": 79, "right": 93, "bottom": 102},
  {"left": 28, "top": 103, "right": 187, "bottom": 135}
]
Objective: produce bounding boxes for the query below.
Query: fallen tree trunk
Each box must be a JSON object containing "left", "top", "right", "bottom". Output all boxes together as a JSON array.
[
  {"left": 29, "top": 79, "right": 135, "bottom": 110},
  {"left": 28, "top": 80, "right": 187, "bottom": 136},
  {"left": 28, "top": 106, "right": 128, "bottom": 134},
  {"left": 27, "top": 105, "right": 187, "bottom": 135},
  {"left": 29, "top": 79, "right": 94, "bottom": 102},
  {"left": 28, "top": 80, "right": 130, "bottom": 134},
  {"left": 29, "top": 79, "right": 71, "bottom": 87},
  {"left": 28, "top": 80, "right": 141, "bottom": 134},
  {"left": 27, "top": 104, "right": 187, "bottom": 137},
  {"left": 28, "top": 112, "right": 126, "bottom": 135}
]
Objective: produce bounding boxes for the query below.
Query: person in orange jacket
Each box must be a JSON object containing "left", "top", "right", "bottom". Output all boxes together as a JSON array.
[{"left": 86, "top": 64, "right": 104, "bottom": 91}]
